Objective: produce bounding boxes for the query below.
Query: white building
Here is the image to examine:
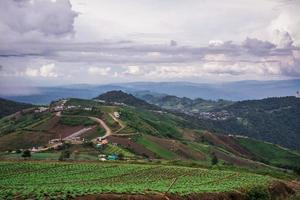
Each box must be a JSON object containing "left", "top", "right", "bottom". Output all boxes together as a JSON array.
[{"left": 113, "top": 111, "right": 120, "bottom": 118}]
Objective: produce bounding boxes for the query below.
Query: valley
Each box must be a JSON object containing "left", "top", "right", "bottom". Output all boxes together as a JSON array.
[{"left": 0, "top": 91, "right": 299, "bottom": 199}]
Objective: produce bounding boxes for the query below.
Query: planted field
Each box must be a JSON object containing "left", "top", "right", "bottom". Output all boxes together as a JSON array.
[{"left": 0, "top": 161, "right": 272, "bottom": 199}]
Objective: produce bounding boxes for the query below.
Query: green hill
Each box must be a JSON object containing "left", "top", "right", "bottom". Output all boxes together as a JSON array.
[
  {"left": 0, "top": 94, "right": 299, "bottom": 174},
  {"left": 0, "top": 98, "right": 32, "bottom": 118},
  {"left": 95, "top": 90, "right": 159, "bottom": 110},
  {"left": 138, "top": 94, "right": 300, "bottom": 150}
]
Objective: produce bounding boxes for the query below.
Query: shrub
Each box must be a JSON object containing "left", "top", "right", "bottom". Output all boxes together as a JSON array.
[
  {"left": 211, "top": 153, "right": 218, "bottom": 165},
  {"left": 21, "top": 150, "right": 31, "bottom": 158},
  {"left": 246, "top": 186, "right": 271, "bottom": 200}
]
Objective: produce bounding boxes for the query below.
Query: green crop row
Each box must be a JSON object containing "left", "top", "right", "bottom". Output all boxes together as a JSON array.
[{"left": 0, "top": 161, "right": 272, "bottom": 199}]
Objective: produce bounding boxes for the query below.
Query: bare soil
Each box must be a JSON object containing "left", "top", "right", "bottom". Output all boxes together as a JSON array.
[
  {"left": 107, "top": 136, "right": 156, "bottom": 158},
  {"left": 146, "top": 135, "right": 206, "bottom": 160}
]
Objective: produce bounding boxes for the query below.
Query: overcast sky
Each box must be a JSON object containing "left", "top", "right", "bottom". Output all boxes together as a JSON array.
[{"left": 0, "top": 0, "right": 300, "bottom": 95}]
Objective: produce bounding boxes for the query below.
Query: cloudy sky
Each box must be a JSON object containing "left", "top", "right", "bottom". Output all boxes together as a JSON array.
[{"left": 0, "top": 0, "right": 300, "bottom": 95}]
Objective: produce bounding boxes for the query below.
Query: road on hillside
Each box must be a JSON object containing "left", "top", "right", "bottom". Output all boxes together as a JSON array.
[
  {"left": 64, "top": 127, "right": 93, "bottom": 140},
  {"left": 109, "top": 113, "right": 125, "bottom": 133},
  {"left": 89, "top": 116, "right": 112, "bottom": 139}
]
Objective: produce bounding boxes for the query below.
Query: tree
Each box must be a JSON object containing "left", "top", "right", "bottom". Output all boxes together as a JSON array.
[
  {"left": 21, "top": 150, "right": 31, "bottom": 158},
  {"left": 211, "top": 153, "right": 218, "bottom": 165},
  {"left": 118, "top": 153, "right": 124, "bottom": 160},
  {"left": 59, "top": 150, "right": 71, "bottom": 161}
]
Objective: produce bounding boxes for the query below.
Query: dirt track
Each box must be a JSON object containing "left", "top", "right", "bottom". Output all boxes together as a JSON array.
[{"left": 89, "top": 116, "right": 112, "bottom": 139}]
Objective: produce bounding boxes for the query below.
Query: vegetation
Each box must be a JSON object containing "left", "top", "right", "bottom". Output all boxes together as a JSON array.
[
  {"left": 138, "top": 93, "right": 232, "bottom": 112},
  {"left": 102, "top": 144, "right": 135, "bottom": 158},
  {"left": 0, "top": 98, "right": 32, "bottom": 118},
  {"left": 120, "top": 106, "right": 184, "bottom": 139},
  {"left": 237, "top": 137, "right": 300, "bottom": 168},
  {"left": 0, "top": 161, "right": 273, "bottom": 199},
  {"left": 95, "top": 90, "right": 159, "bottom": 110},
  {"left": 21, "top": 150, "right": 31, "bottom": 158},
  {"left": 59, "top": 116, "right": 96, "bottom": 127},
  {"left": 137, "top": 135, "right": 178, "bottom": 159},
  {"left": 203, "top": 97, "right": 300, "bottom": 149}
]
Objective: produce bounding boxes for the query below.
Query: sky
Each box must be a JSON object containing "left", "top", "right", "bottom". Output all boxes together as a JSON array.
[{"left": 0, "top": 0, "right": 300, "bottom": 95}]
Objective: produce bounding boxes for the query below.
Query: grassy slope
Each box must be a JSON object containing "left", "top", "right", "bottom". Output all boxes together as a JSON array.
[
  {"left": 237, "top": 137, "right": 300, "bottom": 168},
  {"left": 137, "top": 135, "right": 178, "bottom": 159},
  {"left": 0, "top": 98, "right": 32, "bottom": 118},
  {"left": 102, "top": 144, "right": 136, "bottom": 158}
]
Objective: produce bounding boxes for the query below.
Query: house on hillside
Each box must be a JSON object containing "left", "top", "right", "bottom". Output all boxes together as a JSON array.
[
  {"left": 113, "top": 111, "right": 120, "bottom": 118},
  {"left": 34, "top": 107, "right": 49, "bottom": 113}
]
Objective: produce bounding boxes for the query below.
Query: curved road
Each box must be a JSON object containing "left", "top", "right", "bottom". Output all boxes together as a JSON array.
[{"left": 88, "top": 116, "right": 112, "bottom": 139}]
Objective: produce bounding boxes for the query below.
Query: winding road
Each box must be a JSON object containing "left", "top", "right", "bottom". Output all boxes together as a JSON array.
[{"left": 88, "top": 116, "right": 112, "bottom": 139}]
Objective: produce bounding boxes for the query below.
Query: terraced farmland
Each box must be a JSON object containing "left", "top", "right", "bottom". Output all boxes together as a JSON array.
[{"left": 0, "top": 161, "right": 273, "bottom": 199}]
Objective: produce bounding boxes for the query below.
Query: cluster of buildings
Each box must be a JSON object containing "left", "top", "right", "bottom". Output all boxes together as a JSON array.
[{"left": 197, "top": 110, "right": 233, "bottom": 121}]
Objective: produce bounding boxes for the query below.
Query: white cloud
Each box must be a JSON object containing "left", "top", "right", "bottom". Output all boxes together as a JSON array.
[
  {"left": 123, "top": 65, "right": 142, "bottom": 75},
  {"left": 25, "top": 63, "right": 58, "bottom": 78},
  {"left": 272, "top": 30, "right": 293, "bottom": 48},
  {"left": 40, "top": 63, "right": 58, "bottom": 77},
  {"left": 25, "top": 68, "right": 39, "bottom": 77},
  {"left": 88, "top": 67, "right": 111, "bottom": 76},
  {"left": 209, "top": 40, "right": 224, "bottom": 47}
]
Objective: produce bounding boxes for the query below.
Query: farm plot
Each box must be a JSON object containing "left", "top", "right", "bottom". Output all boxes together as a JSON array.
[{"left": 0, "top": 161, "right": 272, "bottom": 199}]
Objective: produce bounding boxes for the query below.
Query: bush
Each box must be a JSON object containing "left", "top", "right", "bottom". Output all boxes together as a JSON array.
[
  {"left": 211, "top": 153, "right": 218, "bottom": 165},
  {"left": 59, "top": 150, "right": 71, "bottom": 161},
  {"left": 21, "top": 150, "right": 31, "bottom": 158},
  {"left": 246, "top": 186, "right": 271, "bottom": 200},
  {"left": 294, "top": 167, "right": 300, "bottom": 175}
]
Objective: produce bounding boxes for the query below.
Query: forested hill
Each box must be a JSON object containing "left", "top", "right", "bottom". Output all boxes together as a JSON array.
[
  {"left": 137, "top": 94, "right": 300, "bottom": 149},
  {"left": 94, "top": 90, "right": 159, "bottom": 110},
  {"left": 0, "top": 98, "right": 32, "bottom": 118},
  {"left": 203, "top": 96, "right": 300, "bottom": 149},
  {"left": 137, "top": 93, "right": 232, "bottom": 112}
]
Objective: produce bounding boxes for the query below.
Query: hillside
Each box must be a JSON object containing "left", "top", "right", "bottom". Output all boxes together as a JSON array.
[
  {"left": 94, "top": 90, "right": 159, "bottom": 110},
  {"left": 138, "top": 94, "right": 300, "bottom": 149},
  {"left": 137, "top": 93, "right": 232, "bottom": 112},
  {"left": 0, "top": 98, "right": 32, "bottom": 118},
  {"left": 205, "top": 97, "right": 300, "bottom": 149},
  {"left": 0, "top": 93, "right": 299, "bottom": 199},
  {"left": 0, "top": 94, "right": 299, "bottom": 171}
]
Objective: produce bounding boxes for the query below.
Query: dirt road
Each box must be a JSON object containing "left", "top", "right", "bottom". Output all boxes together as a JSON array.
[
  {"left": 109, "top": 113, "right": 125, "bottom": 133},
  {"left": 64, "top": 127, "right": 93, "bottom": 140},
  {"left": 89, "top": 116, "right": 112, "bottom": 139}
]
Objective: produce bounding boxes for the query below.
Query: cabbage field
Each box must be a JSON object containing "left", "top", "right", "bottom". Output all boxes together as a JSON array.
[{"left": 0, "top": 161, "right": 272, "bottom": 199}]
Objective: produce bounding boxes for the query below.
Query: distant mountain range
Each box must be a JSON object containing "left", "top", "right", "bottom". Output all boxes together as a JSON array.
[{"left": 1, "top": 79, "right": 300, "bottom": 104}]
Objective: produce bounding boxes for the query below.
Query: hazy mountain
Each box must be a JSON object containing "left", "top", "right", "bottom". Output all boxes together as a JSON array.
[{"left": 2, "top": 79, "right": 299, "bottom": 104}]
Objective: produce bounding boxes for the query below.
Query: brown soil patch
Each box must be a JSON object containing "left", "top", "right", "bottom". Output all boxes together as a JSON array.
[
  {"left": 48, "top": 124, "right": 85, "bottom": 138},
  {"left": 182, "top": 129, "right": 200, "bottom": 142},
  {"left": 202, "top": 132, "right": 255, "bottom": 160},
  {"left": 146, "top": 135, "right": 206, "bottom": 160},
  {"left": 0, "top": 131, "right": 53, "bottom": 151},
  {"left": 214, "top": 149, "right": 261, "bottom": 167},
  {"left": 269, "top": 181, "right": 295, "bottom": 199},
  {"left": 218, "top": 135, "right": 256, "bottom": 159},
  {"left": 107, "top": 136, "right": 156, "bottom": 158}
]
